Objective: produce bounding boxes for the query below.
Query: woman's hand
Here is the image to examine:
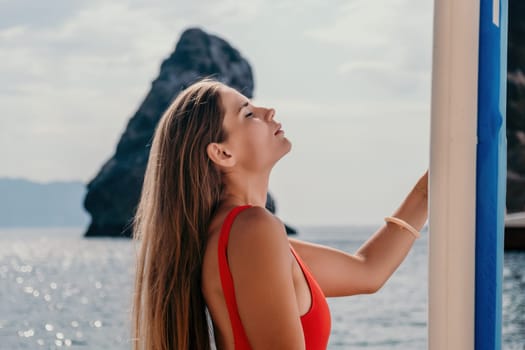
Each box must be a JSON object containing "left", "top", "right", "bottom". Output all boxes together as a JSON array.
[
  {"left": 414, "top": 170, "right": 429, "bottom": 199},
  {"left": 393, "top": 169, "right": 429, "bottom": 231}
]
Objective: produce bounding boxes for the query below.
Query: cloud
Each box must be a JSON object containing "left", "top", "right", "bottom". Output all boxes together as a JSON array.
[
  {"left": 0, "top": 0, "right": 268, "bottom": 94},
  {"left": 338, "top": 61, "right": 394, "bottom": 75},
  {"left": 306, "top": 0, "right": 432, "bottom": 48},
  {"left": 0, "top": 0, "right": 432, "bottom": 224},
  {"left": 0, "top": 0, "right": 91, "bottom": 29},
  {"left": 304, "top": 0, "right": 433, "bottom": 104},
  {"left": 0, "top": 0, "right": 267, "bottom": 182},
  {"left": 308, "top": 0, "right": 433, "bottom": 69},
  {"left": 336, "top": 60, "right": 430, "bottom": 102}
]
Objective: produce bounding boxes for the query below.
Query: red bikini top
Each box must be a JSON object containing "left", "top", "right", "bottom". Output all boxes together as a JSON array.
[{"left": 217, "top": 205, "right": 331, "bottom": 349}]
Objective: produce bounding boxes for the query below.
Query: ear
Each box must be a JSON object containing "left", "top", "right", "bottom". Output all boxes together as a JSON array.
[{"left": 206, "top": 142, "right": 235, "bottom": 168}]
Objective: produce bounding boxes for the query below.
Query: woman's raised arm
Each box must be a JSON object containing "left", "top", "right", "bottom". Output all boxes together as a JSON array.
[{"left": 289, "top": 170, "right": 428, "bottom": 297}]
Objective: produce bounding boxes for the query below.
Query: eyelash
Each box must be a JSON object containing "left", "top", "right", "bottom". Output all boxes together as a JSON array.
[{"left": 245, "top": 111, "right": 253, "bottom": 118}]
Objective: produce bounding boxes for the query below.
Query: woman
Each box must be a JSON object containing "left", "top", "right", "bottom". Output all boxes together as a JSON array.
[{"left": 132, "top": 79, "right": 428, "bottom": 350}]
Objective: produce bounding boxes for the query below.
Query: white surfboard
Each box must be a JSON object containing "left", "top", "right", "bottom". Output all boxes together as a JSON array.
[{"left": 428, "top": 0, "right": 507, "bottom": 349}]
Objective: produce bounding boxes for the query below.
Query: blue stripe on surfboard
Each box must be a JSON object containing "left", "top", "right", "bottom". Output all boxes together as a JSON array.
[
  {"left": 475, "top": 0, "right": 507, "bottom": 349},
  {"left": 495, "top": 0, "right": 507, "bottom": 347}
]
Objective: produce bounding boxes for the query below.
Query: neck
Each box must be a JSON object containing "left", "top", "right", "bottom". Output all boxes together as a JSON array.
[{"left": 220, "top": 170, "right": 270, "bottom": 208}]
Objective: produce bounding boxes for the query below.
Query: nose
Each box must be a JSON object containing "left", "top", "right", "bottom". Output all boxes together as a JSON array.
[{"left": 265, "top": 107, "right": 275, "bottom": 121}]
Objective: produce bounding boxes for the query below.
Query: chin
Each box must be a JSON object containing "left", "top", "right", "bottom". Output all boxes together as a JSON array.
[
  {"left": 279, "top": 140, "right": 292, "bottom": 159},
  {"left": 284, "top": 138, "right": 292, "bottom": 153}
]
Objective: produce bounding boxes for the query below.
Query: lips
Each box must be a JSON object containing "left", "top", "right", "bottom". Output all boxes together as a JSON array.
[{"left": 274, "top": 123, "right": 282, "bottom": 135}]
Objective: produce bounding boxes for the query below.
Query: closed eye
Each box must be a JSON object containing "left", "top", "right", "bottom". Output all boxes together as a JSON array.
[{"left": 245, "top": 111, "right": 253, "bottom": 118}]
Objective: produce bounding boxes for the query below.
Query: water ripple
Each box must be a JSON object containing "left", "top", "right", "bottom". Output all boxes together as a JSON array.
[{"left": 0, "top": 227, "right": 523, "bottom": 349}]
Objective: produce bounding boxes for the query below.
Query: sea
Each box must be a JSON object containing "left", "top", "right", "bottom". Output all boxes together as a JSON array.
[{"left": 0, "top": 226, "right": 523, "bottom": 350}]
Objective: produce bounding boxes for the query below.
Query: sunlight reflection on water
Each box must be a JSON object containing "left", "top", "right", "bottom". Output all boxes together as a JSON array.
[{"left": 0, "top": 227, "right": 523, "bottom": 349}]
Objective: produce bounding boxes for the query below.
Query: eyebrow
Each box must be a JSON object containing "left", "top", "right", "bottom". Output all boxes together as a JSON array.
[{"left": 238, "top": 101, "right": 249, "bottom": 114}]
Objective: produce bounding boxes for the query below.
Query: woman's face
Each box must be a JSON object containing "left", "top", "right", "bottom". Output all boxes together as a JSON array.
[{"left": 218, "top": 86, "right": 291, "bottom": 172}]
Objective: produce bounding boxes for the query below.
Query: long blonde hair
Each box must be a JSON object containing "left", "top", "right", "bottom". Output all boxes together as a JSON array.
[{"left": 132, "top": 80, "right": 226, "bottom": 349}]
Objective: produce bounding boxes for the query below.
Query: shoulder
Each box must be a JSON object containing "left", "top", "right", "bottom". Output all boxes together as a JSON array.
[
  {"left": 233, "top": 205, "right": 284, "bottom": 230},
  {"left": 227, "top": 205, "right": 291, "bottom": 269},
  {"left": 229, "top": 206, "right": 289, "bottom": 249}
]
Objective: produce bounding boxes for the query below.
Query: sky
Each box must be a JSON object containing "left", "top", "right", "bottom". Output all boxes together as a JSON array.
[{"left": 0, "top": 0, "right": 433, "bottom": 226}]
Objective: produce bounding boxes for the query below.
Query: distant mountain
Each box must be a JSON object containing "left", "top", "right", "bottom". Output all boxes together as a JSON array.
[{"left": 0, "top": 178, "right": 89, "bottom": 227}]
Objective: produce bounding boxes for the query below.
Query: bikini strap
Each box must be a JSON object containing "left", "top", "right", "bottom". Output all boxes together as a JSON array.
[{"left": 217, "top": 205, "right": 253, "bottom": 348}]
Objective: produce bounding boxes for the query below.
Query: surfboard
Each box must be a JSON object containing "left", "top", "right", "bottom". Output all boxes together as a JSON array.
[{"left": 428, "top": 0, "right": 507, "bottom": 349}]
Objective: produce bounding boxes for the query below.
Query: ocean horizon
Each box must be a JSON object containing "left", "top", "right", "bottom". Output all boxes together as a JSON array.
[{"left": 0, "top": 226, "right": 523, "bottom": 349}]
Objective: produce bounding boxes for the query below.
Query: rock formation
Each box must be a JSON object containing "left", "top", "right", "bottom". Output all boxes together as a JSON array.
[
  {"left": 84, "top": 28, "right": 295, "bottom": 237},
  {"left": 506, "top": 0, "right": 525, "bottom": 212}
]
